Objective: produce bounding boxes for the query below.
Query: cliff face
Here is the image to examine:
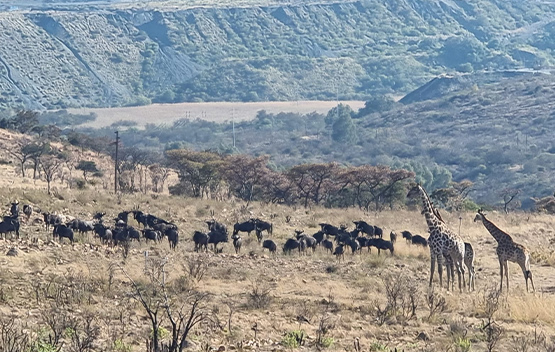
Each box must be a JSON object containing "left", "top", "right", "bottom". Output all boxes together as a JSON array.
[{"left": 0, "top": 0, "right": 554, "bottom": 110}]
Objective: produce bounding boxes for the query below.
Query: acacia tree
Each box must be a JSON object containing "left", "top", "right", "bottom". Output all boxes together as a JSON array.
[
  {"left": 166, "top": 149, "right": 224, "bottom": 198},
  {"left": 286, "top": 163, "right": 339, "bottom": 207},
  {"left": 223, "top": 155, "right": 270, "bottom": 203},
  {"left": 259, "top": 169, "right": 295, "bottom": 204},
  {"left": 431, "top": 180, "right": 474, "bottom": 211},
  {"left": 40, "top": 149, "right": 66, "bottom": 195},
  {"left": 76, "top": 160, "right": 99, "bottom": 182},
  {"left": 0, "top": 137, "right": 34, "bottom": 177},
  {"left": 149, "top": 163, "right": 171, "bottom": 193}
]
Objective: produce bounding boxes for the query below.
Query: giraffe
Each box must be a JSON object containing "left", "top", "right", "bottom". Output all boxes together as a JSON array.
[
  {"left": 407, "top": 184, "right": 466, "bottom": 292},
  {"left": 444, "top": 242, "right": 476, "bottom": 291},
  {"left": 431, "top": 204, "right": 475, "bottom": 291},
  {"left": 473, "top": 209, "right": 534, "bottom": 293}
]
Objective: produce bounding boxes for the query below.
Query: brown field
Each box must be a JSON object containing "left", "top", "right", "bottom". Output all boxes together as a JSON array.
[
  {"left": 67, "top": 100, "right": 366, "bottom": 128},
  {"left": 0, "top": 132, "right": 554, "bottom": 351}
]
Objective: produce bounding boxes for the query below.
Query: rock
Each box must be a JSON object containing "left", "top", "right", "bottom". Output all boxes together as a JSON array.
[
  {"left": 6, "top": 247, "right": 18, "bottom": 256},
  {"left": 416, "top": 331, "right": 430, "bottom": 341}
]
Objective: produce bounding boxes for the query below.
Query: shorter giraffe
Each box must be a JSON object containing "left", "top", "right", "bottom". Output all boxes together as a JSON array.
[
  {"left": 474, "top": 210, "right": 534, "bottom": 293},
  {"left": 444, "top": 242, "right": 475, "bottom": 291}
]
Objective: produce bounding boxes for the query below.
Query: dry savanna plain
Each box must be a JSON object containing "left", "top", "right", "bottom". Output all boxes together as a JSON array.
[{"left": 0, "top": 156, "right": 554, "bottom": 352}]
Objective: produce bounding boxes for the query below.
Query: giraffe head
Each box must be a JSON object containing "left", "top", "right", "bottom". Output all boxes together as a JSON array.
[
  {"left": 473, "top": 209, "right": 485, "bottom": 223},
  {"left": 406, "top": 183, "right": 421, "bottom": 199}
]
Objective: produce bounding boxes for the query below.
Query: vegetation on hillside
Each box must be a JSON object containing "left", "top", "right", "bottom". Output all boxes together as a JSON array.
[{"left": 1, "top": 1, "right": 555, "bottom": 110}]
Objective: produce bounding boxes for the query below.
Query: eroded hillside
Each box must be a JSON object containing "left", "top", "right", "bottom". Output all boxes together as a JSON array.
[{"left": 1, "top": 0, "right": 555, "bottom": 110}]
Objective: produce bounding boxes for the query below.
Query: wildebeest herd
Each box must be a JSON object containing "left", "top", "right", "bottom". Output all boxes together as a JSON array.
[
  {"left": 0, "top": 202, "right": 429, "bottom": 261},
  {"left": 192, "top": 218, "right": 429, "bottom": 261}
]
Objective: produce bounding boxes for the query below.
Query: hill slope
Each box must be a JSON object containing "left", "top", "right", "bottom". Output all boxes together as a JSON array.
[{"left": 1, "top": 0, "right": 555, "bottom": 110}]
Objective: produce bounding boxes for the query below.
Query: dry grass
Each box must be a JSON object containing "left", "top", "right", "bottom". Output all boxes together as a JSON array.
[
  {"left": 0, "top": 160, "right": 553, "bottom": 350},
  {"left": 67, "top": 100, "right": 366, "bottom": 128}
]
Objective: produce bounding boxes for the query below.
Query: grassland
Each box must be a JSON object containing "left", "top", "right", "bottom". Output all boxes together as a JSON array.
[
  {"left": 1, "top": 154, "right": 555, "bottom": 351},
  {"left": 67, "top": 100, "right": 366, "bottom": 128}
]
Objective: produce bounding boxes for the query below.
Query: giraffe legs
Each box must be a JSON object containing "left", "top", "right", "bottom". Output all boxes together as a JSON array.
[
  {"left": 498, "top": 257, "right": 504, "bottom": 292},
  {"left": 504, "top": 260, "right": 510, "bottom": 293},
  {"left": 429, "top": 255, "right": 436, "bottom": 288}
]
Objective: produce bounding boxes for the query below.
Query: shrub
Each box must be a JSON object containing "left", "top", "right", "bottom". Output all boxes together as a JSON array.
[{"left": 282, "top": 330, "right": 305, "bottom": 348}]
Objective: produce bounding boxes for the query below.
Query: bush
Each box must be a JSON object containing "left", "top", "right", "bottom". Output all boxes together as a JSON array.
[{"left": 282, "top": 330, "right": 305, "bottom": 348}]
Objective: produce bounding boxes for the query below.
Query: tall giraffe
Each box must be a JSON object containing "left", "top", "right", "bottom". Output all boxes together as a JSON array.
[
  {"left": 407, "top": 184, "right": 466, "bottom": 292},
  {"left": 473, "top": 209, "right": 534, "bottom": 292},
  {"left": 432, "top": 205, "right": 476, "bottom": 291}
]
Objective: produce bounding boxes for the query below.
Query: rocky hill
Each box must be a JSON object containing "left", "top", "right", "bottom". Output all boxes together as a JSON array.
[{"left": 1, "top": 0, "right": 555, "bottom": 111}]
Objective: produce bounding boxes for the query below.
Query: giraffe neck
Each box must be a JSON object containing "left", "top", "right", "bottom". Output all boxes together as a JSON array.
[
  {"left": 480, "top": 215, "right": 512, "bottom": 243},
  {"left": 417, "top": 186, "right": 443, "bottom": 230}
]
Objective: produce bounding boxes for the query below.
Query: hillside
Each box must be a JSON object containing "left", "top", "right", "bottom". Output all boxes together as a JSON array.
[{"left": 1, "top": 0, "right": 555, "bottom": 110}]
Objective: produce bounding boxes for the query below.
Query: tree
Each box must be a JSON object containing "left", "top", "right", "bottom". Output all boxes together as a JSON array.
[
  {"left": 286, "top": 163, "right": 339, "bottom": 207},
  {"left": 76, "top": 160, "right": 99, "bottom": 183},
  {"left": 25, "top": 142, "right": 52, "bottom": 179},
  {"left": 331, "top": 112, "right": 357, "bottom": 144},
  {"left": 0, "top": 137, "right": 34, "bottom": 177},
  {"left": 149, "top": 163, "right": 171, "bottom": 193},
  {"left": 222, "top": 155, "right": 270, "bottom": 203},
  {"left": 0, "top": 110, "right": 39, "bottom": 134},
  {"left": 356, "top": 95, "right": 396, "bottom": 117},
  {"left": 41, "top": 149, "right": 66, "bottom": 195},
  {"left": 500, "top": 188, "right": 521, "bottom": 214},
  {"left": 325, "top": 104, "right": 354, "bottom": 128},
  {"left": 165, "top": 149, "right": 224, "bottom": 198},
  {"left": 431, "top": 180, "right": 474, "bottom": 211}
]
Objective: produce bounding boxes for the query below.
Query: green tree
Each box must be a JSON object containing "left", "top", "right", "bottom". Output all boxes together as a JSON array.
[
  {"left": 331, "top": 112, "right": 357, "bottom": 144},
  {"left": 76, "top": 160, "right": 99, "bottom": 182},
  {"left": 356, "top": 96, "right": 396, "bottom": 117},
  {"left": 325, "top": 104, "right": 354, "bottom": 128}
]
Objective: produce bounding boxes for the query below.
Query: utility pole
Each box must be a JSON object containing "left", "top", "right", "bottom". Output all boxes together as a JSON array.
[
  {"left": 114, "top": 131, "right": 120, "bottom": 194},
  {"left": 232, "top": 108, "right": 236, "bottom": 148}
]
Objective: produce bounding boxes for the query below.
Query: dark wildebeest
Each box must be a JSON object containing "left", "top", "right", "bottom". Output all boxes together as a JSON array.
[
  {"left": 312, "top": 231, "right": 325, "bottom": 245},
  {"left": 411, "top": 235, "right": 428, "bottom": 247},
  {"left": 319, "top": 223, "right": 340, "bottom": 236},
  {"left": 0, "top": 216, "right": 20, "bottom": 239},
  {"left": 166, "top": 228, "right": 179, "bottom": 250},
  {"left": 401, "top": 231, "right": 413, "bottom": 243},
  {"left": 283, "top": 238, "right": 301, "bottom": 255},
  {"left": 43, "top": 212, "right": 63, "bottom": 232},
  {"left": 353, "top": 221, "right": 374, "bottom": 237},
  {"left": 193, "top": 231, "right": 209, "bottom": 252},
  {"left": 367, "top": 238, "right": 394, "bottom": 255},
  {"left": 206, "top": 219, "right": 228, "bottom": 235},
  {"left": 93, "top": 223, "right": 112, "bottom": 245},
  {"left": 233, "top": 219, "right": 257, "bottom": 236},
  {"left": 356, "top": 236, "right": 370, "bottom": 252},
  {"left": 333, "top": 245, "right": 345, "bottom": 262},
  {"left": 10, "top": 201, "right": 19, "bottom": 218},
  {"left": 93, "top": 212, "right": 106, "bottom": 221},
  {"left": 208, "top": 230, "right": 228, "bottom": 252},
  {"left": 389, "top": 231, "right": 397, "bottom": 244},
  {"left": 117, "top": 211, "right": 131, "bottom": 224},
  {"left": 296, "top": 234, "right": 317, "bottom": 253},
  {"left": 255, "top": 219, "right": 273, "bottom": 236},
  {"left": 23, "top": 204, "right": 33, "bottom": 220},
  {"left": 345, "top": 237, "right": 360, "bottom": 254},
  {"left": 67, "top": 219, "right": 95, "bottom": 235},
  {"left": 132, "top": 210, "right": 148, "bottom": 228},
  {"left": 262, "top": 239, "right": 277, "bottom": 254},
  {"left": 322, "top": 239, "right": 334, "bottom": 253},
  {"left": 142, "top": 229, "right": 162, "bottom": 243},
  {"left": 53, "top": 224, "right": 74, "bottom": 244},
  {"left": 232, "top": 234, "right": 242, "bottom": 254}
]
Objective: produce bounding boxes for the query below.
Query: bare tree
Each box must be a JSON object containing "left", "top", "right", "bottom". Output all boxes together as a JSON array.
[
  {"left": 0, "top": 136, "right": 33, "bottom": 177},
  {"left": 41, "top": 150, "right": 66, "bottom": 195},
  {"left": 500, "top": 188, "right": 521, "bottom": 214}
]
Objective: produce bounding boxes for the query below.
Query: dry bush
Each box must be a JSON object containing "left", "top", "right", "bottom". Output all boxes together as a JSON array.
[
  {"left": 0, "top": 317, "right": 33, "bottom": 351},
  {"left": 247, "top": 280, "right": 274, "bottom": 310},
  {"left": 426, "top": 286, "right": 448, "bottom": 321},
  {"left": 183, "top": 254, "right": 209, "bottom": 283}
]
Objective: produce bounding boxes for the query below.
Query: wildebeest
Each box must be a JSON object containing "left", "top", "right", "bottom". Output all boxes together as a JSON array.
[
  {"left": 367, "top": 238, "right": 394, "bottom": 255},
  {"left": 283, "top": 238, "right": 301, "bottom": 255},
  {"left": 142, "top": 229, "right": 162, "bottom": 243},
  {"left": 132, "top": 210, "right": 148, "bottom": 228},
  {"left": 93, "top": 212, "right": 106, "bottom": 221},
  {"left": 23, "top": 204, "right": 33, "bottom": 219},
  {"left": 10, "top": 201, "right": 19, "bottom": 218},
  {"left": 255, "top": 219, "right": 273, "bottom": 236},
  {"left": 389, "top": 231, "right": 397, "bottom": 244},
  {"left": 401, "top": 231, "right": 413, "bottom": 243},
  {"left": 166, "top": 228, "right": 179, "bottom": 250},
  {"left": 232, "top": 234, "right": 242, "bottom": 254},
  {"left": 333, "top": 245, "right": 345, "bottom": 262},
  {"left": 43, "top": 212, "right": 63, "bottom": 232},
  {"left": 322, "top": 239, "right": 334, "bottom": 253},
  {"left": 193, "top": 231, "right": 209, "bottom": 252},
  {"left": 208, "top": 230, "right": 228, "bottom": 252},
  {"left": 117, "top": 211, "right": 131, "bottom": 224},
  {"left": 411, "top": 235, "right": 428, "bottom": 247},
  {"left": 312, "top": 231, "right": 325, "bottom": 245},
  {"left": 93, "top": 223, "right": 112, "bottom": 245},
  {"left": 262, "top": 239, "right": 277, "bottom": 254},
  {"left": 373, "top": 226, "right": 383, "bottom": 239},
  {"left": 67, "top": 219, "right": 95, "bottom": 235},
  {"left": 296, "top": 234, "right": 317, "bottom": 253},
  {"left": 53, "top": 224, "right": 74, "bottom": 244},
  {"left": 356, "top": 236, "right": 370, "bottom": 252},
  {"left": 233, "top": 219, "right": 257, "bottom": 236},
  {"left": 206, "top": 219, "right": 228, "bottom": 234},
  {"left": 319, "top": 223, "right": 340, "bottom": 236},
  {"left": 0, "top": 216, "right": 20, "bottom": 239},
  {"left": 354, "top": 221, "right": 374, "bottom": 237},
  {"left": 345, "top": 237, "right": 360, "bottom": 254}
]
